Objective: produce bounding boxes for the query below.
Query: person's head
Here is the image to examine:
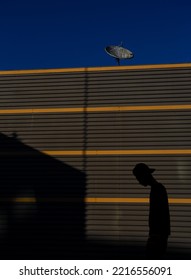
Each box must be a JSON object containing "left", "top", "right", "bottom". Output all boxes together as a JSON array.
[{"left": 132, "top": 163, "right": 155, "bottom": 186}]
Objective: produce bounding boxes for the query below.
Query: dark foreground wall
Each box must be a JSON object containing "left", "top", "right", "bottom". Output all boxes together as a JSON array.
[
  {"left": 0, "top": 133, "right": 86, "bottom": 259},
  {"left": 0, "top": 63, "right": 191, "bottom": 259}
]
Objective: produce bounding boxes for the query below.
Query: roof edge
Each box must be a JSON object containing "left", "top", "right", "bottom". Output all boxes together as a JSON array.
[{"left": 0, "top": 63, "right": 191, "bottom": 75}]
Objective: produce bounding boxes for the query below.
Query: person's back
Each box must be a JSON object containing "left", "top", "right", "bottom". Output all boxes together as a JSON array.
[
  {"left": 149, "top": 181, "right": 170, "bottom": 236},
  {"left": 148, "top": 181, "right": 170, "bottom": 258}
]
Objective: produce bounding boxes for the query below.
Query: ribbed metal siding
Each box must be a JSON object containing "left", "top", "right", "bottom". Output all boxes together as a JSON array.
[{"left": 0, "top": 65, "right": 191, "bottom": 258}]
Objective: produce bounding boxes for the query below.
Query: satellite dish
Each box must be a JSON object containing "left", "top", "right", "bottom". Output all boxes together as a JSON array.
[{"left": 105, "top": 43, "right": 134, "bottom": 65}]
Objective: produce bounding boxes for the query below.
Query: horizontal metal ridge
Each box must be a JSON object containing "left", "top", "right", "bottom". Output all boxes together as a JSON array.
[{"left": 0, "top": 63, "right": 191, "bottom": 75}]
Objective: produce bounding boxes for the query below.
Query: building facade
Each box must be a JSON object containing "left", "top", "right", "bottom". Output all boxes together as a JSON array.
[{"left": 0, "top": 63, "right": 191, "bottom": 259}]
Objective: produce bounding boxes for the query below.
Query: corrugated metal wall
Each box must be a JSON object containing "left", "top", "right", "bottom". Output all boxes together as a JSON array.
[{"left": 0, "top": 64, "right": 191, "bottom": 259}]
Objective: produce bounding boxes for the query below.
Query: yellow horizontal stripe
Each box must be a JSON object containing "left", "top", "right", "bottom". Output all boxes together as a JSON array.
[
  {"left": 0, "top": 104, "right": 191, "bottom": 115},
  {"left": 43, "top": 149, "right": 191, "bottom": 156},
  {"left": 14, "top": 197, "right": 37, "bottom": 203},
  {"left": 1, "top": 149, "right": 191, "bottom": 157},
  {"left": 1, "top": 149, "right": 191, "bottom": 156},
  {"left": 0, "top": 63, "right": 191, "bottom": 75},
  {"left": 0, "top": 108, "right": 83, "bottom": 114},
  {"left": 86, "top": 198, "right": 191, "bottom": 204},
  {"left": 85, "top": 197, "right": 149, "bottom": 203},
  {"left": 9, "top": 197, "right": 191, "bottom": 204}
]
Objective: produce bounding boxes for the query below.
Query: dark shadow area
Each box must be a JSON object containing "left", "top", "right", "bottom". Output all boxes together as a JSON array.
[
  {"left": 0, "top": 133, "right": 86, "bottom": 259},
  {"left": 0, "top": 133, "right": 158, "bottom": 260},
  {"left": 85, "top": 241, "right": 191, "bottom": 260},
  {"left": 0, "top": 134, "right": 190, "bottom": 260}
]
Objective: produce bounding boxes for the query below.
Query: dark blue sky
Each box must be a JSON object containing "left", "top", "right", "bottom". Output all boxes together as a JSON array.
[{"left": 0, "top": 0, "right": 191, "bottom": 70}]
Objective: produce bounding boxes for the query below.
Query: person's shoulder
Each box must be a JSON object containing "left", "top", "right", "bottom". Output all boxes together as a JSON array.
[
  {"left": 153, "top": 182, "right": 166, "bottom": 193},
  {"left": 157, "top": 182, "right": 165, "bottom": 188},
  {"left": 157, "top": 182, "right": 167, "bottom": 194}
]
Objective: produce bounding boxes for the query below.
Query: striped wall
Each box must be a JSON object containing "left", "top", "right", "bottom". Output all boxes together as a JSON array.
[{"left": 0, "top": 63, "right": 191, "bottom": 258}]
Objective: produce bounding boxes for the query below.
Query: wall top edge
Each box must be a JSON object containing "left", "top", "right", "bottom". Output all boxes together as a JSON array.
[{"left": 1, "top": 63, "right": 191, "bottom": 75}]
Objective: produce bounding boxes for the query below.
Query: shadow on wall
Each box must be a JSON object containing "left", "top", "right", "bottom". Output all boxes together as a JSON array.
[
  {"left": 0, "top": 133, "right": 190, "bottom": 260},
  {"left": 0, "top": 133, "right": 86, "bottom": 259}
]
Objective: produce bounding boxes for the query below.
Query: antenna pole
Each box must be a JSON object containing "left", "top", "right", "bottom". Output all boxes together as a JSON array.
[{"left": 116, "top": 58, "right": 120, "bottom": 65}]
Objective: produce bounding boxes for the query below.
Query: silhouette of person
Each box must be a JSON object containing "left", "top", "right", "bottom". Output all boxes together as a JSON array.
[{"left": 133, "top": 163, "right": 170, "bottom": 259}]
